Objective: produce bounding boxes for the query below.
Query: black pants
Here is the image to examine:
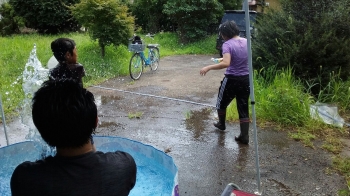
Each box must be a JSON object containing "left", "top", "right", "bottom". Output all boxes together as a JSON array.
[{"left": 216, "top": 75, "right": 250, "bottom": 120}]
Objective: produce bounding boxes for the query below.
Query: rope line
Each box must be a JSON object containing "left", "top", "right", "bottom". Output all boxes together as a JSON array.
[{"left": 91, "top": 85, "right": 216, "bottom": 108}]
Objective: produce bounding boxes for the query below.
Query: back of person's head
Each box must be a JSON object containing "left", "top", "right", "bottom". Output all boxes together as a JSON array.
[
  {"left": 51, "top": 38, "right": 76, "bottom": 63},
  {"left": 219, "top": 20, "right": 240, "bottom": 40},
  {"left": 32, "top": 79, "right": 97, "bottom": 148},
  {"left": 132, "top": 36, "right": 142, "bottom": 44}
]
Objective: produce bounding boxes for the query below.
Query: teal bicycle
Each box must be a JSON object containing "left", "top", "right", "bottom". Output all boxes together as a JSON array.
[{"left": 128, "top": 34, "right": 160, "bottom": 80}]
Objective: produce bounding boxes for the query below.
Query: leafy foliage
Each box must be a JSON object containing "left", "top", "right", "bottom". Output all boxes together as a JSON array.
[
  {"left": 218, "top": 0, "right": 241, "bottom": 10},
  {"left": 9, "top": 0, "right": 80, "bottom": 34},
  {"left": 163, "top": 0, "right": 223, "bottom": 43},
  {"left": 253, "top": 0, "right": 350, "bottom": 95},
  {"left": 70, "top": 0, "right": 135, "bottom": 57},
  {"left": 130, "top": 0, "right": 174, "bottom": 33},
  {"left": 0, "top": 3, "right": 24, "bottom": 36}
]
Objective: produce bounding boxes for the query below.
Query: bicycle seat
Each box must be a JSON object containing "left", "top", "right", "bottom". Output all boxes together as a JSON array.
[{"left": 147, "top": 44, "right": 159, "bottom": 48}]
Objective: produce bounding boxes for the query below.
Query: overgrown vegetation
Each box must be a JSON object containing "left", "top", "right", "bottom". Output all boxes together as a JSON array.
[
  {"left": 0, "top": 3, "right": 23, "bottom": 36},
  {"left": 163, "top": 0, "right": 223, "bottom": 43},
  {"left": 9, "top": 0, "right": 80, "bottom": 34},
  {"left": 227, "top": 65, "right": 349, "bottom": 147},
  {"left": 253, "top": 0, "right": 350, "bottom": 96},
  {"left": 130, "top": 0, "right": 173, "bottom": 33}
]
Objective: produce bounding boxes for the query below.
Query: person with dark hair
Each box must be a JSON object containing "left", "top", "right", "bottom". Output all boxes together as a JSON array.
[
  {"left": 200, "top": 20, "right": 250, "bottom": 144},
  {"left": 10, "top": 79, "right": 137, "bottom": 196},
  {"left": 49, "top": 38, "right": 85, "bottom": 87}
]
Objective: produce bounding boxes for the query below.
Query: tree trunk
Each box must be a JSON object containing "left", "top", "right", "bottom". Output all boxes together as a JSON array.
[{"left": 100, "top": 42, "right": 105, "bottom": 57}]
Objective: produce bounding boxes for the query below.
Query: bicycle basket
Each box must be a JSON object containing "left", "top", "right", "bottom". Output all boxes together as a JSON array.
[{"left": 128, "top": 44, "right": 146, "bottom": 52}]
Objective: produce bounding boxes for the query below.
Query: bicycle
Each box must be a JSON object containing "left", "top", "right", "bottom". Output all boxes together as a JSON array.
[{"left": 128, "top": 34, "right": 160, "bottom": 80}]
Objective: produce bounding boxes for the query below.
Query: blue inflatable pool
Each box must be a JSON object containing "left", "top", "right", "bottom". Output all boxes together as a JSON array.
[{"left": 0, "top": 136, "right": 179, "bottom": 196}]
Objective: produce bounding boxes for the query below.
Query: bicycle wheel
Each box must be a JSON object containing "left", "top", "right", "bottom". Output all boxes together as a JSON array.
[
  {"left": 150, "top": 48, "right": 160, "bottom": 71},
  {"left": 129, "top": 53, "right": 143, "bottom": 80}
]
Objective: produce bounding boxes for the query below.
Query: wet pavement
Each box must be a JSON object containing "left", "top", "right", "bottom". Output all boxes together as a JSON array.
[{"left": 0, "top": 55, "right": 347, "bottom": 195}]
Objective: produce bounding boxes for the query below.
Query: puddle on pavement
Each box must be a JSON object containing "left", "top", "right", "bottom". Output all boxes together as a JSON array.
[
  {"left": 185, "top": 108, "right": 212, "bottom": 139},
  {"left": 98, "top": 121, "right": 122, "bottom": 129},
  {"left": 95, "top": 95, "right": 122, "bottom": 107}
]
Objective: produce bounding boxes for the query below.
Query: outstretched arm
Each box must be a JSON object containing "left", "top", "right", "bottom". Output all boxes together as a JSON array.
[{"left": 200, "top": 53, "right": 231, "bottom": 76}]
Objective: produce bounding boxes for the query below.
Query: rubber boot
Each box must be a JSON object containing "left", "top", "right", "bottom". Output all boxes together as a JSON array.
[
  {"left": 235, "top": 122, "right": 249, "bottom": 144},
  {"left": 213, "top": 109, "right": 226, "bottom": 130}
]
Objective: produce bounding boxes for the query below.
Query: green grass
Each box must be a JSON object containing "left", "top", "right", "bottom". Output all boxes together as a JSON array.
[
  {"left": 0, "top": 32, "right": 216, "bottom": 119},
  {"left": 128, "top": 112, "right": 143, "bottom": 119},
  {"left": 154, "top": 32, "right": 217, "bottom": 56}
]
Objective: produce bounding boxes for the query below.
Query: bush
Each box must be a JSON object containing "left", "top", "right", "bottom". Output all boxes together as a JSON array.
[
  {"left": 218, "top": 0, "right": 241, "bottom": 10},
  {"left": 9, "top": 0, "right": 80, "bottom": 34},
  {"left": 253, "top": 0, "right": 350, "bottom": 95},
  {"left": 0, "top": 3, "right": 23, "bottom": 36},
  {"left": 130, "top": 0, "right": 174, "bottom": 33},
  {"left": 163, "top": 0, "right": 223, "bottom": 43},
  {"left": 70, "top": 0, "right": 135, "bottom": 57}
]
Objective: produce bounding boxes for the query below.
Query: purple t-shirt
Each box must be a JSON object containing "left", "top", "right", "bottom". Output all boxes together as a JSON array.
[{"left": 222, "top": 38, "right": 249, "bottom": 76}]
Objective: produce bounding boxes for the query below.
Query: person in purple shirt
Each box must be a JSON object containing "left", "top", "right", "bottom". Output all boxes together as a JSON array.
[{"left": 200, "top": 20, "right": 250, "bottom": 144}]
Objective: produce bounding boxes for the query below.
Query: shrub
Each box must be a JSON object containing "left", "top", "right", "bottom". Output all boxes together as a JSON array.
[
  {"left": 9, "top": 0, "right": 80, "bottom": 34},
  {"left": 130, "top": 0, "right": 174, "bottom": 33},
  {"left": 218, "top": 0, "right": 241, "bottom": 10},
  {"left": 70, "top": 0, "right": 135, "bottom": 57},
  {"left": 253, "top": 0, "right": 350, "bottom": 95},
  {"left": 0, "top": 3, "right": 23, "bottom": 36},
  {"left": 163, "top": 0, "right": 223, "bottom": 43}
]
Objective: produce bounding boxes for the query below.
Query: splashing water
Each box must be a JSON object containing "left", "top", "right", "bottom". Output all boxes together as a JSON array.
[{"left": 20, "top": 44, "right": 53, "bottom": 155}]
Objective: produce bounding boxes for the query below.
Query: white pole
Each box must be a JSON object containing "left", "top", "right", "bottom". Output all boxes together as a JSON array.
[
  {"left": 0, "top": 94, "right": 9, "bottom": 146},
  {"left": 243, "top": 0, "right": 262, "bottom": 194}
]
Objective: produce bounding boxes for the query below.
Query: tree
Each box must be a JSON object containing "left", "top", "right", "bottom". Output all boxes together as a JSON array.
[
  {"left": 70, "top": 0, "right": 135, "bottom": 57},
  {"left": 164, "top": 0, "right": 223, "bottom": 43},
  {"left": 130, "top": 0, "right": 174, "bottom": 33},
  {"left": 253, "top": 0, "right": 350, "bottom": 95},
  {"left": 9, "top": 0, "right": 80, "bottom": 34},
  {"left": 218, "top": 0, "right": 241, "bottom": 10},
  {"left": 0, "top": 3, "right": 24, "bottom": 36}
]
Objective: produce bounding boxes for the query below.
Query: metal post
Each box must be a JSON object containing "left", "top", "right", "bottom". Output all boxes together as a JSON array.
[
  {"left": 0, "top": 94, "right": 9, "bottom": 146},
  {"left": 243, "top": 0, "right": 262, "bottom": 194}
]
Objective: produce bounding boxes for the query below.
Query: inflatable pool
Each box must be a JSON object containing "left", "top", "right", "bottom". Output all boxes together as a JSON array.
[{"left": 0, "top": 136, "right": 179, "bottom": 196}]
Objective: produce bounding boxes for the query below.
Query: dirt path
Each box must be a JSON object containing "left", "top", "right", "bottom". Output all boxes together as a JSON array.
[{"left": 88, "top": 55, "right": 347, "bottom": 195}]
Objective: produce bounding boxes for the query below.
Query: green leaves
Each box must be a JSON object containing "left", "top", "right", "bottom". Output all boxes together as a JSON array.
[
  {"left": 253, "top": 0, "right": 350, "bottom": 96},
  {"left": 70, "top": 0, "right": 134, "bottom": 57},
  {"left": 163, "top": 0, "right": 223, "bottom": 43},
  {"left": 9, "top": 0, "right": 80, "bottom": 34}
]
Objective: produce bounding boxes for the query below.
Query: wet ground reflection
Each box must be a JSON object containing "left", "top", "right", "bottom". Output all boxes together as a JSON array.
[
  {"left": 95, "top": 95, "right": 122, "bottom": 107},
  {"left": 98, "top": 121, "right": 122, "bottom": 128},
  {"left": 185, "top": 108, "right": 211, "bottom": 139}
]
